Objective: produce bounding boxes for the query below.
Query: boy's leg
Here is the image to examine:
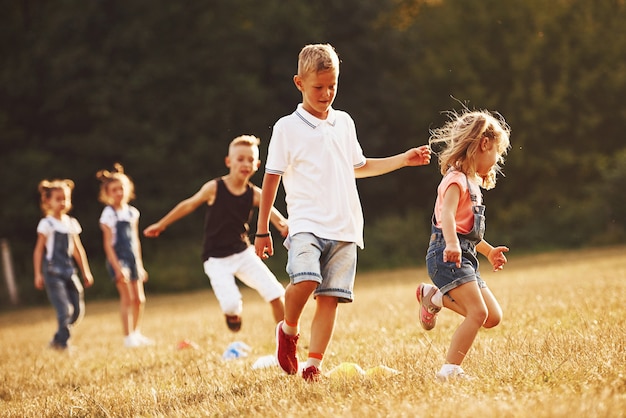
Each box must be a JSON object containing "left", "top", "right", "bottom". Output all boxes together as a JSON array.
[
  {"left": 269, "top": 297, "right": 284, "bottom": 324},
  {"left": 305, "top": 295, "right": 338, "bottom": 369},
  {"left": 283, "top": 280, "right": 317, "bottom": 330},
  {"left": 204, "top": 257, "right": 244, "bottom": 331},
  {"left": 232, "top": 247, "right": 285, "bottom": 324}
]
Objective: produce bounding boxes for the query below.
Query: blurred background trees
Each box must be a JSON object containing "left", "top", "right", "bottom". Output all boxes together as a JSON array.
[{"left": 2, "top": 0, "right": 625, "bottom": 304}]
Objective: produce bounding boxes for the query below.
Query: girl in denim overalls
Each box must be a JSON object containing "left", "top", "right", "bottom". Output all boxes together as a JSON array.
[
  {"left": 416, "top": 110, "right": 511, "bottom": 381},
  {"left": 33, "top": 179, "right": 94, "bottom": 350},
  {"left": 97, "top": 164, "right": 152, "bottom": 348}
]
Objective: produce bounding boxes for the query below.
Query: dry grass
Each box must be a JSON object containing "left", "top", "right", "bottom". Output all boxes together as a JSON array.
[{"left": 1, "top": 246, "right": 626, "bottom": 417}]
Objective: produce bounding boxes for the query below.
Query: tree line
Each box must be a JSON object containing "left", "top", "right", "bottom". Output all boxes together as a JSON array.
[{"left": 1, "top": 0, "right": 625, "bottom": 303}]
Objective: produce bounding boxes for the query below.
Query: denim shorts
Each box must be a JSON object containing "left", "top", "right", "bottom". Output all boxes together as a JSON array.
[
  {"left": 106, "top": 258, "right": 139, "bottom": 282},
  {"left": 425, "top": 231, "right": 486, "bottom": 296},
  {"left": 285, "top": 232, "right": 357, "bottom": 303}
]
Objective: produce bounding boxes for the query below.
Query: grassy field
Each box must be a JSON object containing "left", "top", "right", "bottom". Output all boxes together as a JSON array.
[{"left": 1, "top": 246, "right": 625, "bottom": 417}]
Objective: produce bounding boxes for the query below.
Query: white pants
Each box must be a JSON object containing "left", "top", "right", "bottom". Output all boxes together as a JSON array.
[{"left": 203, "top": 246, "right": 285, "bottom": 316}]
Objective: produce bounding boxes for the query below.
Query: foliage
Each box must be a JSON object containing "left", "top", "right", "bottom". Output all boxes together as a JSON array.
[{"left": 1, "top": 0, "right": 626, "bottom": 303}]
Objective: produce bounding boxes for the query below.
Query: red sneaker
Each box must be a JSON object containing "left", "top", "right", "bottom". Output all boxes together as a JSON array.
[
  {"left": 416, "top": 284, "right": 441, "bottom": 331},
  {"left": 302, "top": 365, "right": 321, "bottom": 382},
  {"left": 275, "top": 321, "right": 299, "bottom": 374}
]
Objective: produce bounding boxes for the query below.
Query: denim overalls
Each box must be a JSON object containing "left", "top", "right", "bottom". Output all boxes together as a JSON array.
[
  {"left": 106, "top": 207, "right": 138, "bottom": 281},
  {"left": 425, "top": 173, "right": 486, "bottom": 296},
  {"left": 42, "top": 220, "right": 84, "bottom": 348}
]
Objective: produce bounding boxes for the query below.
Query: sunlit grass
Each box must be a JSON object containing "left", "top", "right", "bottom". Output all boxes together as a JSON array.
[{"left": 1, "top": 246, "right": 626, "bottom": 417}]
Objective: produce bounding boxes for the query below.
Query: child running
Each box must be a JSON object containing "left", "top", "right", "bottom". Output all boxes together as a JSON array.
[
  {"left": 143, "top": 135, "right": 288, "bottom": 332},
  {"left": 416, "top": 109, "right": 511, "bottom": 381},
  {"left": 254, "top": 43, "right": 431, "bottom": 381},
  {"left": 33, "top": 179, "right": 94, "bottom": 351},
  {"left": 97, "top": 163, "right": 153, "bottom": 348}
]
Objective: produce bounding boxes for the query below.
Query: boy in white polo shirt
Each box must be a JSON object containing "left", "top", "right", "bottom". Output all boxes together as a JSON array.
[{"left": 255, "top": 43, "right": 431, "bottom": 381}]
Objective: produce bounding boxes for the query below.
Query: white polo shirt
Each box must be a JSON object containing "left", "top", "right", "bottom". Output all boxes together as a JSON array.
[{"left": 266, "top": 104, "right": 366, "bottom": 248}]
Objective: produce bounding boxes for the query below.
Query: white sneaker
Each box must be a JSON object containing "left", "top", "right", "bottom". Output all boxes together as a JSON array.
[
  {"left": 436, "top": 364, "right": 474, "bottom": 382},
  {"left": 124, "top": 334, "right": 141, "bottom": 348},
  {"left": 133, "top": 331, "right": 155, "bottom": 346}
]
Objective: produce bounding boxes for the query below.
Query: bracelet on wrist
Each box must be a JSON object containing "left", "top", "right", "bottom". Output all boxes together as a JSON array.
[{"left": 255, "top": 232, "right": 270, "bottom": 238}]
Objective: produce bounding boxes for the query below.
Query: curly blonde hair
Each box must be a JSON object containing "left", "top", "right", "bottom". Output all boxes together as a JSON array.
[
  {"left": 37, "top": 179, "right": 74, "bottom": 215},
  {"left": 429, "top": 109, "right": 511, "bottom": 190},
  {"left": 96, "top": 163, "right": 135, "bottom": 205}
]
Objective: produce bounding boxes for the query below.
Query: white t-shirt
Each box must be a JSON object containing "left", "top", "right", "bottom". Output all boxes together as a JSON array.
[
  {"left": 36, "top": 215, "right": 82, "bottom": 261},
  {"left": 99, "top": 205, "right": 140, "bottom": 245},
  {"left": 266, "top": 104, "right": 366, "bottom": 248}
]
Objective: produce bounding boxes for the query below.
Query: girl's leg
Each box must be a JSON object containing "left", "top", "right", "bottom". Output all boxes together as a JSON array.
[
  {"left": 129, "top": 279, "right": 146, "bottom": 332},
  {"left": 444, "top": 281, "right": 488, "bottom": 365},
  {"left": 115, "top": 280, "right": 133, "bottom": 336},
  {"left": 67, "top": 274, "right": 85, "bottom": 327},
  {"left": 442, "top": 286, "right": 502, "bottom": 328},
  {"left": 479, "top": 287, "right": 502, "bottom": 328},
  {"left": 45, "top": 275, "right": 71, "bottom": 347}
]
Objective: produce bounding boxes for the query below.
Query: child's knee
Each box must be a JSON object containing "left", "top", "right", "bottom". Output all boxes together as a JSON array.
[
  {"left": 483, "top": 313, "right": 502, "bottom": 329},
  {"left": 467, "top": 307, "right": 489, "bottom": 327},
  {"left": 135, "top": 295, "right": 146, "bottom": 307}
]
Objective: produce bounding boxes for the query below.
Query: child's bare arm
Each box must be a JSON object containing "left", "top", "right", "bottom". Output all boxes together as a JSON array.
[
  {"left": 255, "top": 173, "right": 281, "bottom": 259},
  {"left": 477, "top": 240, "right": 509, "bottom": 271},
  {"left": 144, "top": 180, "right": 216, "bottom": 237},
  {"left": 33, "top": 234, "right": 46, "bottom": 290},
  {"left": 72, "top": 234, "right": 94, "bottom": 287},
  {"left": 355, "top": 145, "right": 431, "bottom": 179},
  {"left": 132, "top": 220, "right": 148, "bottom": 281},
  {"left": 101, "top": 223, "right": 126, "bottom": 283},
  {"left": 440, "top": 184, "right": 462, "bottom": 268},
  {"left": 253, "top": 185, "right": 288, "bottom": 237}
]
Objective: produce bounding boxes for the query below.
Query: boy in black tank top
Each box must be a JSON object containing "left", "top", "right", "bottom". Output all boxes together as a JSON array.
[{"left": 144, "top": 135, "right": 288, "bottom": 332}]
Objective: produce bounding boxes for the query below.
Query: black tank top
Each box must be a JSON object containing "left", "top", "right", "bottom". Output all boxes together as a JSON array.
[{"left": 201, "top": 178, "right": 253, "bottom": 260}]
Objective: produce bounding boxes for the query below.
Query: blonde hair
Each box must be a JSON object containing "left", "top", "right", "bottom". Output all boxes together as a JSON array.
[
  {"left": 297, "top": 44, "right": 340, "bottom": 77},
  {"left": 96, "top": 163, "right": 135, "bottom": 205},
  {"left": 429, "top": 109, "right": 511, "bottom": 190},
  {"left": 37, "top": 179, "right": 74, "bottom": 215},
  {"left": 229, "top": 134, "right": 260, "bottom": 148},
  {"left": 228, "top": 135, "right": 260, "bottom": 157}
]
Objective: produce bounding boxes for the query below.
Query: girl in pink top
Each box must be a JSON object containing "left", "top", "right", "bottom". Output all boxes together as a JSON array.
[{"left": 417, "top": 109, "right": 511, "bottom": 381}]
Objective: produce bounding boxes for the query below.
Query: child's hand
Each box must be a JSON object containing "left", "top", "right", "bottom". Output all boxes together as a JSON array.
[
  {"left": 115, "top": 270, "right": 129, "bottom": 284},
  {"left": 443, "top": 242, "right": 462, "bottom": 268},
  {"left": 255, "top": 235, "right": 274, "bottom": 260},
  {"left": 278, "top": 221, "right": 289, "bottom": 238},
  {"left": 404, "top": 145, "right": 431, "bottom": 167},
  {"left": 488, "top": 246, "right": 509, "bottom": 271},
  {"left": 143, "top": 223, "right": 163, "bottom": 238},
  {"left": 34, "top": 274, "right": 45, "bottom": 290},
  {"left": 83, "top": 273, "right": 94, "bottom": 288},
  {"left": 139, "top": 268, "right": 149, "bottom": 282}
]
